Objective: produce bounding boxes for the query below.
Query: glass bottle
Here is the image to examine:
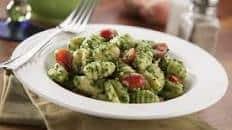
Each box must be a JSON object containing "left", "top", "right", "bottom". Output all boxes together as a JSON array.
[
  {"left": 178, "top": 0, "right": 220, "bottom": 54},
  {"left": 166, "top": 0, "right": 191, "bottom": 36}
]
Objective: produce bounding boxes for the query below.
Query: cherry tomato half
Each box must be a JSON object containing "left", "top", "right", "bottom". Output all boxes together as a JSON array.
[
  {"left": 100, "top": 28, "right": 118, "bottom": 40},
  {"left": 122, "top": 48, "right": 136, "bottom": 64},
  {"left": 153, "top": 43, "right": 168, "bottom": 58},
  {"left": 168, "top": 75, "right": 181, "bottom": 84},
  {"left": 55, "top": 48, "right": 73, "bottom": 72},
  {"left": 121, "top": 73, "right": 145, "bottom": 89}
]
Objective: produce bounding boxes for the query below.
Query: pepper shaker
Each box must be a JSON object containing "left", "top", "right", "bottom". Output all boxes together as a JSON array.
[{"left": 178, "top": 0, "right": 220, "bottom": 54}]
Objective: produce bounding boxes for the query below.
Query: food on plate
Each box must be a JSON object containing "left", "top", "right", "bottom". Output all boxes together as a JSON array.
[
  {"left": 48, "top": 28, "right": 187, "bottom": 103},
  {"left": 130, "top": 90, "right": 160, "bottom": 103}
]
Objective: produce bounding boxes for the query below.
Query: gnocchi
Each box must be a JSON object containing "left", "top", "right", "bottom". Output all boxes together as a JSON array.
[{"left": 48, "top": 29, "right": 188, "bottom": 103}]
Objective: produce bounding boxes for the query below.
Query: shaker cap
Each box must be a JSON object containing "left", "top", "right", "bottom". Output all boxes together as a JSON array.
[{"left": 193, "top": 0, "right": 218, "bottom": 7}]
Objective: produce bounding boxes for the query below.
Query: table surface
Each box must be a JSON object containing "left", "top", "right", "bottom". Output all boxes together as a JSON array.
[{"left": 0, "top": 0, "right": 231, "bottom": 130}]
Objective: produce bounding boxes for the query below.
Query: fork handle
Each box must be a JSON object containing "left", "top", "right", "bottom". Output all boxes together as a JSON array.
[
  {"left": 0, "top": 28, "right": 61, "bottom": 70},
  {"left": 0, "top": 60, "right": 14, "bottom": 69}
]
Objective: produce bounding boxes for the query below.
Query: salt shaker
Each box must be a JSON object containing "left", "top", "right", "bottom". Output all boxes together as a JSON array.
[
  {"left": 178, "top": 0, "right": 220, "bottom": 54},
  {"left": 166, "top": 0, "right": 191, "bottom": 35}
]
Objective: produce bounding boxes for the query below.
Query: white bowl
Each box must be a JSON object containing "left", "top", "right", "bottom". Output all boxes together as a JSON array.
[{"left": 13, "top": 24, "right": 228, "bottom": 120}]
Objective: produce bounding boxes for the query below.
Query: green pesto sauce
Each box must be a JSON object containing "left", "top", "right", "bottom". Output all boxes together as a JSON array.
[{"left": 48, "top": 31, "right": 187, "bottom": 104}]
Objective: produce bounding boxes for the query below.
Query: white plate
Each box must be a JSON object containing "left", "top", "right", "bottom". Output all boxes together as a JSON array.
[{"left": 12, "top": 24, "right": 228, "bottom": 120}]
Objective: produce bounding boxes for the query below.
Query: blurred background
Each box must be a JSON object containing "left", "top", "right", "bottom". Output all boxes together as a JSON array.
[
  {"left": 0, "top": 0, "right": 230, "bottom": 38},
  {"left": 0, "top": 0, "right": 232, "bottom": 130},
  {"left": 0, "top": 0, "right": 231, "bottom": 40},
  {"left": 0, "top": 0, "right": 231, "bottom": 66}
]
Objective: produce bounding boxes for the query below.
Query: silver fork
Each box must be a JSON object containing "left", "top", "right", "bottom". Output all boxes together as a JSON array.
[{"left": 0, "top": 0, "right": 98, "bottom": 70}]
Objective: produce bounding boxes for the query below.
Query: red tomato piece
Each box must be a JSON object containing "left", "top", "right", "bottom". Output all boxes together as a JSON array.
[
  {"left": 122, "top": 48, "right": 136, "bottom": 64},
  {"left": 168, "top": 75, "right": 181, "bottom": 84},
  {"left": 55, "top": 48, "right": 73, "bottom": 72},
  {"left": 121, "top": 73, "right": 145, "bottom": 89},
  {"left": 100, "top": 28, "right": 117, "bottom": 40},
  {"left": 152, "top": 43, "right": 168, "bottom": 58}
]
